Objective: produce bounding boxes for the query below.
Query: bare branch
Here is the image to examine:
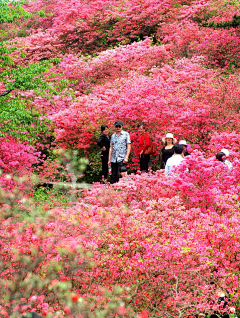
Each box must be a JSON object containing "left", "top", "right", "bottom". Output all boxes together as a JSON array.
[{"left": 0, "top": 89, "right": 13, "bottom": 97}]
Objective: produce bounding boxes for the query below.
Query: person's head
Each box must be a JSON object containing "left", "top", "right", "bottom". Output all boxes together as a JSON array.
[
  {"left": 137, "top": 124, "right": 146, "bottom": 135},
  {"left": 179, "top": 140, "right": 187, "bottom": 152},
  {"left": 221, "top": 148, "right": 229, "bottom": 157},
  {"left": 120, "top": 165, "right": 127, "bottom": 177},
  {"left": 101, "top": 125, "right": 109, "bottom": 136},
  {"left": 216, "top": 151, "right": 225, "bottom": 162},
  {"left": 173, "top": 144, "right": 184, "bottom": 155},
  {"left": 162, "top": 133, "right": 177, "bottom": 145},
  {"left": 114, "top": 121, "right": 123, "bottom": 133}
]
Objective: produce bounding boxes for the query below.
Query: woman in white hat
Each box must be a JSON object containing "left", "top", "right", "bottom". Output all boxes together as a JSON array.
[
  {"left": 179, "top": 140, "right": 191, "bottom": 157},
  {"left": 161, "top": 133, "right": 177, "bottom": 168}
]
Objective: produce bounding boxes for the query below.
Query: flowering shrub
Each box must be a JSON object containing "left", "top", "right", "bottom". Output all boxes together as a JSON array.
[
  {"left": 0, "top": 202, "right": 135, "bottom": 317},
  {"left": 1, "top": 154, "right": 240, "bottom": 317},
  {"left": 55, "top": 38, "right": 169, "bottom": 93},
  {"left": 19, "top": 0, "right": 177, "bottom": 54},
  {"left": 209, "top": 132, "right": 240, "bottom": 157},
  {"left": 50, "top": 56, "right": 240, "bottom": 153},
  {"left": 0, "top": 135, "right": 39, "bottom": 193},
  {"left": 192, "top": 28, "right": 240, "bottom": 68},
  {"left": 1, "top": 0, "right": 240, "bottom": 316},
  {"left": 0, "top": 135, "right": 38, "bottom": 175}
]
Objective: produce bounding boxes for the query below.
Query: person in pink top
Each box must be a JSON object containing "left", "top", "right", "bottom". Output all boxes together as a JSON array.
[{"left": 138, "top": 124, "right": 150, "bottom": 173}]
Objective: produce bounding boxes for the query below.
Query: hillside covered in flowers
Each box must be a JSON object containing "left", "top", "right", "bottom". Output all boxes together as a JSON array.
[{"left": 0, "top": 0, "right": 240, "bottom": 317}]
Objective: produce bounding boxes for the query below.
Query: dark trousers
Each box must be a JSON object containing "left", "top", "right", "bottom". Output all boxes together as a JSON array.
[
  {"left": 111, "top": 160, "right": 124, "bottom": 183},
  {"left": 139, "top": 154, "right": 150, "bottom": 172},
  {"left": 210, "top": 314, "right": 229, "bottom": 318},
  {"left": 101, "top": 157, "right": 108, "bottom": 179}
]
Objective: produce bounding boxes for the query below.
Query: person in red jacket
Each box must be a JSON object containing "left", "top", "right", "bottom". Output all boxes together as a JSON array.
[{"left": 138, "top": 124, "right": 150, "bottom": 173}]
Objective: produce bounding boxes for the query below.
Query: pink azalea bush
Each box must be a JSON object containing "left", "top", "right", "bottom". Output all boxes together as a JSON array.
[
  {"left": 0, "top": 136, "right": 39, "bottom": 192},
  {"left": 1, "top": 154, "right": 240, "bottom": 317},
  {"left": 1, "top": 0, "right": 240, "bottom": 316},
  {"left": 0, "top": 136, "right": 38, "bottom": 175},
  {"left": 49, "top": 56, "right": 240, "bottom": 152}
]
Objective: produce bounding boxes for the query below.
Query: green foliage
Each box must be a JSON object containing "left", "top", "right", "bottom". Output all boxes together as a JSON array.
[
  {"left": 79, "top": 146, "right": 102, "bottom": 183},
  {"left": 0, "top": 41, "right": 16, "bottom": 66},
  {"left": 37, "top": 10, "right": 45, "bottom": 17},
  {"left": 1, "top": 60, "right": 54, "bottom": 92},
  {"left": 0, "top": 2, "right": 71, "bottom": 151},
  {"left": 173, "top": 3, "right": 183, "bottom": 8},
  {"left": 0, "top": 96, "right": 51, "bottom": 143},
  {"left": 0, "top": 0, "right": 31, "bottom": 24},
  {"left": 0, "top": 58, "right": 58, "bottom": 145},
  {"left": 33, "top": 186, "right": 70, "bottom": 209},
  {"left": 33, "top": 186, "right": 51, "bottom": 202},
  {"left": 201, "top": 10, "right": 219, "bottom": 22},
  {"left": 0, "top": 56, "right": 70, "bottom": 144}
]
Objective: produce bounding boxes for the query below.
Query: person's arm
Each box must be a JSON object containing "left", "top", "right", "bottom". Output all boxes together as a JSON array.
[
  {"left": 97, "top": 135, "right": 103, "bottom": 148},
  {"left": 123, "top": 132, "right": 131, "bottom": 163},
  {"left": 123, "top": 143, "right": 131, "bottom": 163},
  {"left": 161, "top": 147, "right": 165, "bottom": 159},
  {"left": 97, "top": 135, "right": 106, "bottom": 151},
  {"left": 165, "top": 161, "right": 170, "bottom": 176},
  {"left": 108, "top": 146, "right": 113, "bottom": 166},
  {"left": 108, "top": 135, "right": 114, "bottom": 166}
]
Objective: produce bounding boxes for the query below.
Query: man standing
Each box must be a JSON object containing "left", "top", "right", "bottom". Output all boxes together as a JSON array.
[
  {"left": 97, "top": 125, "right": 111, "bottom": 181},
  {"left": 165, "top": 144, "right": 185, "bottom": 176},
  {"left": 108, "top": 121, "right": 131, "bottom": 183}
]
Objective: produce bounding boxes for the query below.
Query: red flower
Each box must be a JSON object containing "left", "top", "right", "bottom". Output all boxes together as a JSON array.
[{"left": 71, "top": 293, "right": 79, "bottom": 303}]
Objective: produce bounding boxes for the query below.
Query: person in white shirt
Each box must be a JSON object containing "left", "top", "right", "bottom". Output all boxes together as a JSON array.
[{"left": 165, "top": 144, "right": 185, "bottom": 176}]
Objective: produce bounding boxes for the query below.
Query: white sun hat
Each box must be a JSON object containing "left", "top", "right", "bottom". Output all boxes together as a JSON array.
[
  {"left": 162, "top": 133, "right": 177, "bottom": 144},
  {"left": 221, "top": 148, "right": 229, "bottom": 157},
  {"left": 179, "top": 140, "right": 187, "bottom": 146}
]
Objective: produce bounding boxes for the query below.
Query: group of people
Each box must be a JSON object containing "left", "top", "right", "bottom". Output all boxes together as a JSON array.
[
  {"left": 97, "top": 121, "right": 131, "bottom": 184},
  {"left": 97, "top": 121, "right": 232, "bottom": 183}
]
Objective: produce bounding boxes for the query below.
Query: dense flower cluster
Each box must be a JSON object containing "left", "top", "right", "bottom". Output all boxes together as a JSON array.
[
  {"left": 0, "top": 136, "right": 38, "bottom": 191},
  {"left": 0, "top": 0, "right": 240, "bottom": 316},
  {"left": 1, "top": 0, "right": 240, "bottom": 175},
  {"left": 1, "top": 155, "right": 240, "bottom": 317}
]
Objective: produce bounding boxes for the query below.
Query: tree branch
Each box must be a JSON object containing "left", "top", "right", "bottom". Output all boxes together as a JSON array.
[{"left": 0, "top": 89, "right": 13, "bottom": 97}]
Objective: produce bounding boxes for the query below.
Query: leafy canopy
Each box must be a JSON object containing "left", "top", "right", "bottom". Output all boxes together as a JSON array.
[{"left": 0, "top": 0, "right": 31, "bottom": 24}]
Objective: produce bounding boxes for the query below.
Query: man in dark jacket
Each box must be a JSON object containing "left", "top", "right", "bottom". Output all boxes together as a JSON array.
[{"left": 97, "top": 125, "right": 111, "bottom": 181}]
